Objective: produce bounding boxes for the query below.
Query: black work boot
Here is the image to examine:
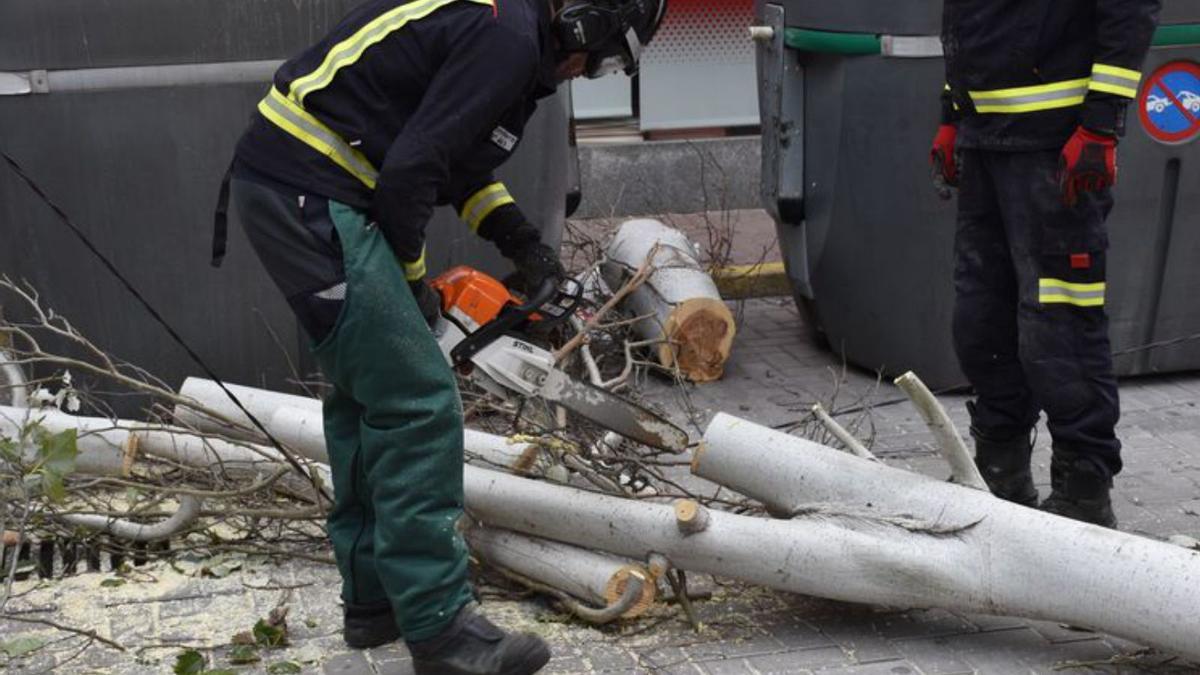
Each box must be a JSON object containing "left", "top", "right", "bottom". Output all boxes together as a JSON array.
[
  {"left": 973, "top": 432, "right": 1039, "bottom": 507},
  {"left": 343, "top": 601, "right": 402, "bottom": 649},
  {"left": 1040, "top": 452, "right": 1118, "bottom": 529},
  {"left": 408, "top": 602, "right": 550, "bottom": 675}
]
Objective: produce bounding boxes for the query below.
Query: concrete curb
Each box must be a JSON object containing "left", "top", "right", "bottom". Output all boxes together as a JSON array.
[{"left": 711, "top": 261, "right": 791, "bottom": 300}]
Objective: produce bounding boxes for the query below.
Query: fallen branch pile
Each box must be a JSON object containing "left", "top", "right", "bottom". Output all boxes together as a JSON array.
[{"left": 3, "top": 235, "right": 1200, "bottom": 666}]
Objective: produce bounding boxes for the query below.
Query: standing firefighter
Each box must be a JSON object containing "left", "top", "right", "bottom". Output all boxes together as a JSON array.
[
  {"left": 931, "top": 0, "right": 1160, "bottom": 528},
  {"left": 213, "top": 0, "right": 664, "bottom": 671}
]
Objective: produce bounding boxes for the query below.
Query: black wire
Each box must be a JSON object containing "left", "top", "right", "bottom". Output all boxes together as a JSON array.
[{"left": 2, "top": 149, "right": 331, "bottom": 503}]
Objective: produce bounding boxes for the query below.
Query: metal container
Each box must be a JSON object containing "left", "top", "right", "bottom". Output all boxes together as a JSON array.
[
  {"left": 0, "top": 0, "right": 574, "bottom": 408},
  {"left": 757, "top": 0, "right": 1200, "bottom": 387}
]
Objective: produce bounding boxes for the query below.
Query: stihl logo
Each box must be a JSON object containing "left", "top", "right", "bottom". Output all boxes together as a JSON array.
[{"left": 510, "top": 340, "right": 534, "bottom": 353}]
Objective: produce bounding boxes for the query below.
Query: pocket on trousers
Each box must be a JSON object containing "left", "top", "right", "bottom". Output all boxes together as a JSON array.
[{"left": 1036, "top": 248, "right": 1107, "bottom": 311}]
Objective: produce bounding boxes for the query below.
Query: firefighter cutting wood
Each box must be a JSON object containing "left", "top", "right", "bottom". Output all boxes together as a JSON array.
[{"left": 211, "top": 0, "right": 665, "bottom": 671}]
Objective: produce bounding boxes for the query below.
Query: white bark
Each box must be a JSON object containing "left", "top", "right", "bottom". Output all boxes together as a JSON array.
[
  {"left": 601, "top": 219, "right": 736, "bottom": 382},
  {"left": 0, "top": 405, "right": 330, "bottom": 490},
  {"left": 466, "top": 526, "right": 655, "bottom": 618},
  {"left": 176, "top": 378, "right": 549, "bottom": 476},
  {"left": 0, "top": 350, "right": 27, "bottom": 408},
  {"left": 811, "top": 402, "right": 876, "bottom": 461},
  {"left": 59, "top": 495, "right": 202, "bottom": 541},
  {"left": 893, "top": 371, "right": 988, "bottom": 490},
  {"left": 693, "top": 413, "right": 1200, "bottom": 658},
  {"left": 1, "top": 405, "right": 130, "bottom": 477}
]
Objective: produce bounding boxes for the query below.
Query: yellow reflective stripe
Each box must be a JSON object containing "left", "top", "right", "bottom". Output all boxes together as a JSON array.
[
  {"left": 460, "top": 182, "right": 515, "bottom": 233},
  {"left": 258, "top": 88, "right": 378, "bottom": 189},
  {"left": 970, "top": 78, "right": 1090, "bottom": 114},
  {"left": 1090, "top": 63, "right": 1141, "bottom": 98},
  {"left": 288, "top": 0, "right": 493, "bottom": 104},
  {"left": 403, "top": 247, "right": 427, "bottom": 281},
  {"left": 1093, "top": 63, "right": 1142, "bottom": 82},
  {"left": 1038, "top": 278, "right": 1106, "bottom": 307}
]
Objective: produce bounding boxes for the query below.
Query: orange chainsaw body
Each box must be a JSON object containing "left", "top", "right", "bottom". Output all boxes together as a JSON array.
[{"left": 430, "top": 266, "right": 517, "bottom": 332}]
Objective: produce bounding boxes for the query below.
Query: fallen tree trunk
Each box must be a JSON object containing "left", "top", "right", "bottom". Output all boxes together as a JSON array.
[
  {"left": 176, "top": 378, "right": 551, "bottom": 476},
  {"left": 692, "top": 413, "right": 1200, "bottom": 658},
  {"left": 601, "top": 219, "right": 735, "bottom": 382},
  {"left": 465, "top": 526, "right": 655, "bottom": 619},
  {"left": 0, "top": 405, "right": 330, "bottom": 493}
]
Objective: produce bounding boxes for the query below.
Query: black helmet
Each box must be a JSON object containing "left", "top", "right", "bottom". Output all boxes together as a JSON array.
[{"left": 552, "top": 0, "right": 667, "bottom": 78}]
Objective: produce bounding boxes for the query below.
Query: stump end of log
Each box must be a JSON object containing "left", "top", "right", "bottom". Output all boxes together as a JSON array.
[
  {"left": 674, "top": 499, "right": 710, "bottom": 535},
  {"left": 660, "top": 297, "right": 736, "bottom": 383},
  {"left": 603, "top": 565, "right": 657, "bottom": 618}
]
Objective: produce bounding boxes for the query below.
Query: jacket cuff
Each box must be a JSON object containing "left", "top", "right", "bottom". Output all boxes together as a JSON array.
[
  {"left": 1081, "top": 96, "right": 1127, "bottom": 137},
  {"left": 459, "top": 182, "right": 517, "bottom": 234}
]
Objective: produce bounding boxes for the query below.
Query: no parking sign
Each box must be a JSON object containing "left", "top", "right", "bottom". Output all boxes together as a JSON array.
[{"left": 1139, "top": 60, "right": 1200, "bottom": 145}]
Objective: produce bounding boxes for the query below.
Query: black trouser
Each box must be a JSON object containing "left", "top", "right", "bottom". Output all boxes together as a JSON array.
[{"left": 952, "top": 149, "right": 1121, "bottom": 476}]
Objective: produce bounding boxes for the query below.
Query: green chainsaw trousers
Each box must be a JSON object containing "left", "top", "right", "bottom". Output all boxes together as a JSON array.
[{"left": 231, "top": 177, "right": 472, "bottom": 641}]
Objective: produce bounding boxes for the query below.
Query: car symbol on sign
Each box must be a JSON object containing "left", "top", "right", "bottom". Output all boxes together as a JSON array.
[
  {"left": 1181, "top": 91, "right": 1200, "bottom": 113},
  {"left": 1145, "top": 91, "right": 1200, "bottom": 114}
]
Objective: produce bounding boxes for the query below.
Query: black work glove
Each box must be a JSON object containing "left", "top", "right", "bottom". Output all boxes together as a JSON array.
[
  {"left": 483, "top": 222, "right": 565, "bottom": 294},
  {"left": 409, "top": 279, "right": 442, "bottom": 329}
]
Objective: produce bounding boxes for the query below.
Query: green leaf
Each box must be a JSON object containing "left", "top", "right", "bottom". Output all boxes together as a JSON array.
[
  {"left": 32, "top": 428, "right": 76, "bottom": 502},
  {"left": 173, "top": 649, "right": 206, "bottom": 675},
  {"left": 1, "top": 636, "right": 47, "bottom": 658},
  {"left": 252, "top": 619, "right": 288, "bottom": 648},
  {"left": 38, "top": 428, "right": 77, "bottom": 475},
  {"left": 267, "top": 662, "right": 303, "bottom": 674},
  {"left": 227, "top": 644, "right": 260, "bottom": 664},
  {"left": 99, "top": 578, "right": 126, "bottom": 588},
  {"left": 40, "top": 470, "right": 66, "bottom": 503}
]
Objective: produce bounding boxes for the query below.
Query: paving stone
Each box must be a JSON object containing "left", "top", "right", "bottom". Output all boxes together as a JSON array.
[
  {"left": 1025, "top": 620, "right": 1104, "bottom": 645},
  {"left": 745, "top": 646, "right": 854, "bottom": 672},
  {"left": 802, "top": 614, "right": 904, "bottom": 665},
  {"left": 322, "top": 650, "right": 374, "bottom": 674},
  {"left": 890, "top": 636, "right": 977, "bottom": 675},
  {"left": 815, "top": 661, "right": 921, "bottom": 675},
  {"left": 696, "top": 656, "right": 759, "bottom": 674}
]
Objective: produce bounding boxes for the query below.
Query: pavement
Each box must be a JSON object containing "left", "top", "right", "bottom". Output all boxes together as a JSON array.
[{"left": 4, "top": 295, "right": 1200, "bottom": 673}]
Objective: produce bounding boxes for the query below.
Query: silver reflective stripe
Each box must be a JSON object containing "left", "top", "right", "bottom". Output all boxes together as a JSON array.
[
  {"left": 1038, "top": 279, "right": 1106, "bottom": 307},
  {"left": 462, "top": 189, "right": 514, "bottom": 231},
  {"left": 1092, "top": 72, "right": 1136, "bottom": 88},
  {"left": 314, "top": 282, "right": 347, "bottom": 301},
  {"left": 259, "top": 91, "right": 379, "bottom": 186}
]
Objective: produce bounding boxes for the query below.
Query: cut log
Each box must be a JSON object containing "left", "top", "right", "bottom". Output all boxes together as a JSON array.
[
  {"left": 175, "top": 378, "right": 551, "bottom": 476},
  {"left": 0, "top": 405, "right": 330, "bottom": 494},
  {"left": 601, "top": 219, "right": 736, "bottom": 382},
  {"left": 691, "top": 413, "right": 1200, "bottom": 659},
  {"left": 465, "top": 526, "right": 656, "bottom": 619}
]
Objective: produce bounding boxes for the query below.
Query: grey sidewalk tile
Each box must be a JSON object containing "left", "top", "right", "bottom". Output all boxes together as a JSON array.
[
  {"left": 815, "top": 661, "right": 922, "bottom": 674},
  {"left": 696, "top": 656, "right": 759, "bottom": 674},
  {"left": 746, "top": 646, "right": 854, "bottom": 672},
  {"left": 891, "top": 636, "right": 977, "bottom": 675},
  {"left": 872, "top": 610, "right": 977, "bottom": 642},
  {"left": 935, "top": 626, "right": 1118, "bottom": 674},
  {"left": 802, "top": 616, "right": 903, "bottom": 665},
  {"left": 322, "top": 650, "right": 375, "bottom": 674},
  {"left": 584, "top": 646, "right": 639, "bottom": 672}
]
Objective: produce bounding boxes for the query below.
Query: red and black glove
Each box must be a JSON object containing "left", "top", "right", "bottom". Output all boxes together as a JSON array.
[
  {"left": 930, "top": 124, "right": 959, "bottom": 200},
  {"left": 1059, "top": 126, "right": 1117, "bottom": 206}
]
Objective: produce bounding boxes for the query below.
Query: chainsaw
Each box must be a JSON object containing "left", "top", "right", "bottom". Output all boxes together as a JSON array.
[{"left": 430, "top": 266, "right": 688, "bottom": 453}]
